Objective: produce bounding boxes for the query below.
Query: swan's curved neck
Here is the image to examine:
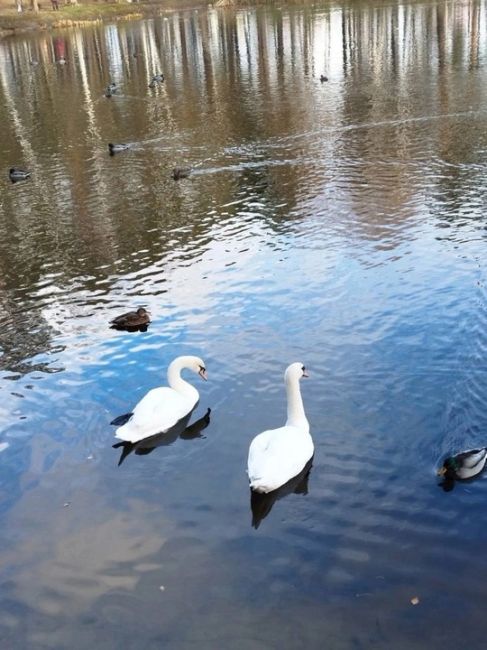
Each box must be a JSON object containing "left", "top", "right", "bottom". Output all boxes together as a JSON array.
[
  {"left": 285, "top": 375, "right": 309, "bottom": 430},
  {"left": 167, "top": 358, "right": 198, "bottom": 401}
]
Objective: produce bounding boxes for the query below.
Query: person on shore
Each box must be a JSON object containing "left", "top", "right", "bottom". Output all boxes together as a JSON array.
[{"left": 51, "top": 0, "right": 59, "bottom": 10}]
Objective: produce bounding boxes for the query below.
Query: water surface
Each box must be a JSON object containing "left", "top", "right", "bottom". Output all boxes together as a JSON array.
[{"left": 1, "top": 1, "right": 487, "bottom": 647}]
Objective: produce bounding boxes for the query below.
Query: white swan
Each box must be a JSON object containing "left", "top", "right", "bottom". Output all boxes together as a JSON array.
[
  {"left": 247, "top": 362, "right": 313, "bottom": 494},
  {"left": 113, "top": 355, "right": 207, "bottom": 443}
]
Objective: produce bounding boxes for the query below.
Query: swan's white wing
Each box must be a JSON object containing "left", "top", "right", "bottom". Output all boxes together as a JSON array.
[
  {"left": 247, "top": 426, "right": 314, "bottom": 493},
  {"left": 115, "top": 387, "right": 194, "bottom": 442}
]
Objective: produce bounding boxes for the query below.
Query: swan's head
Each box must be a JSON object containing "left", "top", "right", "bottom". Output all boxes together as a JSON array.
[
  {"left": 285, "top": 362, "right": 309, "bottom": 382},
  {"left": 183, "top": 355, "right": 207, "bottom": 380}
]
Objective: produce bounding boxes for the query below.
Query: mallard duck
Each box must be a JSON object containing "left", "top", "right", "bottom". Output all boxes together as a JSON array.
[
  {"left": 9, "top": 168, "right": 31, "bottom": 182},
  {"left": 172, "top": 167, "right": 191, "bottom": 180},
  {"left": 248, "top": 363, "right": 313, "bottom": 494},
  {"left": 109, "top": 307, "right": 150, "bottom": 328},
  {"left": 108, "top": 143, "right": 131, "bottom": 155},
  {"left": 437, "top": 448, "right": 487, "bottom": 480},
  {"left": 111, "top": 355, "right": 208, "bottom": 443},
  {"left": 320, "top": 75, "right": 328, "bottom": 82}
]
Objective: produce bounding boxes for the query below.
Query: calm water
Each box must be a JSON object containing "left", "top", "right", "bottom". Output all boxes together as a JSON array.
[{"left": 1, "top": 1, "right": 487, "bottom": 647}]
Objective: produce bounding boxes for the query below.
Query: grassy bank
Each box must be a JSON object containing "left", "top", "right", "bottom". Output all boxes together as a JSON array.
[{"left": 0, "top": 1, "right": 208, "bottom": 37}]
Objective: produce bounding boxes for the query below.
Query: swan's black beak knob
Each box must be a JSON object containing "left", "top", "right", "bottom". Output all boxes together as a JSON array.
[{"left": 199, "top": 367, "right": 208, "bottom": 381}]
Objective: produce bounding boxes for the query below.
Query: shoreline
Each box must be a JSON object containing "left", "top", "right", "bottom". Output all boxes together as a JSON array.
[{"left": 0, "top": 1, "right": 219, "bottom": 38}]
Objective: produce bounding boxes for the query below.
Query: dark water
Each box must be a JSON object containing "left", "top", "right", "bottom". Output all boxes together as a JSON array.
[{"left": 1, "top": 1, "right": 487, "bottom": 647}]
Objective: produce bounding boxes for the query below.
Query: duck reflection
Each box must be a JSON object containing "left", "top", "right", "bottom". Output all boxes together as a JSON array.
[
  {"left": 438, "top": 474, "right": 484, "bottom": 493},
  {"left": 109, "top": 322, "right": 150, "bottom": 333},
  {"left": 113, "top": 407, "right": 211, "bottom": 466},
  {"left": 250, "top": 459, "right": 313, "bottom": 529}
]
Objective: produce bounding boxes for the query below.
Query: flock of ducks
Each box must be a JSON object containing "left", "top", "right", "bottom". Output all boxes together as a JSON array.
[
  {"left": 105, "top": 72, "right": 191, "bottom": 180},
  {"left": 9, "top": 70, "right": 187, "bottom": 183},
  {"left": 107, "top": 307, "right": 487, "bottom": 499},
  {"left": 8, "top": 68, "right": 331, "bottom": 184}
]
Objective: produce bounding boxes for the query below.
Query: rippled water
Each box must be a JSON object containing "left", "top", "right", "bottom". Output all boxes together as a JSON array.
[{"left": 1, "top": 1, "right": 487, "bottom": 647}]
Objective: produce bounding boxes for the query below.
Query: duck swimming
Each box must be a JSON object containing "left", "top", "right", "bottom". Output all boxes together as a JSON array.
[
  {"left": 320, "top": 75, "right": 328, "bottom": 82},
  {"left": 108, "top": 143, "right": 131, "bottom": 155},
  {"left": 149, "top": 73, "right": 164, "bottom": 88},
  {"left": 111, "top": 355, "right": 208, "bottom": 443},
  {"left": 247, "top": 362, "right": 313, "bottom": 494},
  {"left": 9, "top": 168, "right": 31, "bottom": 182},
  {"left": 437, "top": 448, "right": 487, "bottom": 480},
  {"left": 172, "top": 167, "right": 192, "bottom": 180},
  {"left": 110, "top": 307, "right": 150, "bottom": 328}
]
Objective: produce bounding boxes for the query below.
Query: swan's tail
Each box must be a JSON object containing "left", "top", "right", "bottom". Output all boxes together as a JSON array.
[
  {"left": 110, "top": 412, "right": 133, "bottom": 426},
  {"left": 249, "top": 480, "right": 271, "bottom": 494}
]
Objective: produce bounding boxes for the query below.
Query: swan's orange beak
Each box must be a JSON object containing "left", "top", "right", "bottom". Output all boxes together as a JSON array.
[{"left": 199, "top": 367, "right": 208, "bottom": 381}]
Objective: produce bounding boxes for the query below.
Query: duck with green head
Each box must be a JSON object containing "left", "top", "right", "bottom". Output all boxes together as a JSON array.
[{"left": 437, "top": 448, "right": 487, "bottom": 480}]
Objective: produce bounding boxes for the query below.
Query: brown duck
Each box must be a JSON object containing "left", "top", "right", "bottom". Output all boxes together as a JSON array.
[
  {"left": 110, "top": 307, "right": 151, "bottom": 328},
  {"left": 172, "top": 167, "right": 191, "bottom": 180}
]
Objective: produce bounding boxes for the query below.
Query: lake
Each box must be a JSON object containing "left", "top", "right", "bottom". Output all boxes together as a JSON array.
[{"left": 1, "top": 1, "right": 487, "bottom": 647}]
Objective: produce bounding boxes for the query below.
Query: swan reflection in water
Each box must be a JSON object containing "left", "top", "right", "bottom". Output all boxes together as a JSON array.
[
  {"left": 113, "top": 407, "right": 211, "bottom": 466},
  {"left": 250, "top": 459, "right": 313, "bottom": 529}
]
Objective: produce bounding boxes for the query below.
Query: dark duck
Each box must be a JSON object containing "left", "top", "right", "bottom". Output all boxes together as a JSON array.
[
  {"left": 105, "top": 82, "right": 117, "bottom": 98},
  {"left": 110, "top": 307, "right": 151, "bottom": 329},
  {"left": 108, "top": 143, "right": 131, "bottom": 155},
  {"left": 149, "top": 73, "right": 164, "bottom": 88},
  {"left": 9, "top": 168, "right": 31, "bottom": 182},
  {"left": 172, "top": 167, "right": 191, "bottom": 180}
]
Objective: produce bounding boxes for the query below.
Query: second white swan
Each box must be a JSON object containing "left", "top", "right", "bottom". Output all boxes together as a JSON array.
[{"left": 247, "top": 362, "right": 313, "bottom": 494}]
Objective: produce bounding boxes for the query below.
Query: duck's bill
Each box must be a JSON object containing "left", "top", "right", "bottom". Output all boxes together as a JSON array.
[
  {"left": 199, "top": 368, "right": 208, "bottom": 381},
  {"left": 437, "top": 467, "right": 447, "bottom": 476}
]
